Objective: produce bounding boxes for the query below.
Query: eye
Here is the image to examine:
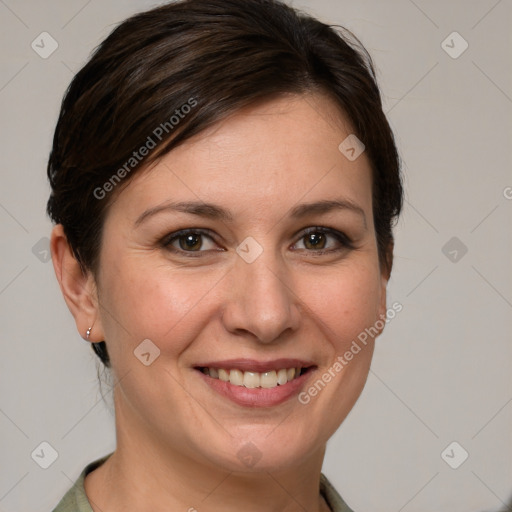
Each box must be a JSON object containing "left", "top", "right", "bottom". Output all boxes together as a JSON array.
[
  {"left": 161, "top": 227, "right": 352, "bottom": 257},
  {"left": 163, "top": 229, "right": 219, "bottom": 254},
  {"left": 292, "top": 227, "right": 352, "bottom": 253}
]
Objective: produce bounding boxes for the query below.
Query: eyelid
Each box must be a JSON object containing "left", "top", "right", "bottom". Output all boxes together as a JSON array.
[
  {"left": 161, "top": 228, "right": 221, "bottom": 255},
  {"left": 161, "top": 226, "right": 354, "bottom": 256},
  {"left": 291, "top": 226, "right": 354, "bottom": 252},
  {"left": 160, "top": 226, "right": 354, "bottom": 258}
]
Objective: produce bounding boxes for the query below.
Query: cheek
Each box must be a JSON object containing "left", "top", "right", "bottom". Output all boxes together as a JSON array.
[
  {"left": 283, "top": 260, "right": 382, "bottom": 441},
  {"left": 298, "top": 260, "right": 383, "bottom": 352},
  {"left": 100, "top": 252, "right": 383, "bottom": 355},
  {"left": 97, "top": 256, "right": 225, "bottom": 363}
]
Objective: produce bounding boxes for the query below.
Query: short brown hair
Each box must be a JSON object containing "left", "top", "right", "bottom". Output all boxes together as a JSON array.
[{"left": 47, "top": 0, "right": 403, "bottom": 366}]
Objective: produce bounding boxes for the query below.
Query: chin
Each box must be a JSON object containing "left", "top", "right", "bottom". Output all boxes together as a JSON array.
[{"left": 197, "top": 424, "right": 326, "bottom": 474}]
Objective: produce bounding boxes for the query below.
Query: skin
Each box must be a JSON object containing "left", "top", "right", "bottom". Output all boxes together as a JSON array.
[{"left": 51, "top": 92, "right": 391, "bottom": 512}]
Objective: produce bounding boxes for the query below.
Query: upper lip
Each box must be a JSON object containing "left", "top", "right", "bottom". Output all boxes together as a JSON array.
[{"left": 194, "top": 358, "right": 316, "bottom": 373}]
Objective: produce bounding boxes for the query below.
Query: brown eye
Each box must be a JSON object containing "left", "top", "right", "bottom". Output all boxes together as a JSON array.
[
  {"left": 178, "top": 233, "right": 203, "bottom": 251},
  {"left": 303, "top": 232, "right": 327, "bottom": 250},
  {"left": 292, "top": 227, "right": 353, "bottom": 253},
  {"left": 163, "top": 229, "right": 218, "bottom": 254}
]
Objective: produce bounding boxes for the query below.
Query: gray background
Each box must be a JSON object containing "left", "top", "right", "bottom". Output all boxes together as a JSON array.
[{"left": 0, "top": 0, "right": 511, "bottom": 511}]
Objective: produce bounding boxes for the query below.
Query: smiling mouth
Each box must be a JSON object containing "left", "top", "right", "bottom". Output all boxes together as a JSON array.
[{"left": 196, "top": 366, "right": 313, "bottom": 389}]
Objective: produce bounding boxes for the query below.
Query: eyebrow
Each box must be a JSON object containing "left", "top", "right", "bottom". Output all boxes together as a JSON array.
[
  {"left": 135, "top": 201, "right": 233, "bottom": 226},
  {"left": 289, "top": 199, "right": 367, "bottom": 228},
  {"left": 134, "top": 199, "right": 367, "bottom": 228}
]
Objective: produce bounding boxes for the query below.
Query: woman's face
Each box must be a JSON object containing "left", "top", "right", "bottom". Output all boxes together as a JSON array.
[{"left": 93, "top": 93, "right": 388, "bottom": 472}]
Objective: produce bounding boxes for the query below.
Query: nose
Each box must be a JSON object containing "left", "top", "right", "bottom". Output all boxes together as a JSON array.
[{"left": 221, "top": 252, "right": 301, "bottom": 344}]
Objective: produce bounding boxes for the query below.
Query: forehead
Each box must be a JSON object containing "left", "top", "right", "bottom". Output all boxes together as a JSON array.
[{"left": 110, "top": 93, "right": 373, "bottom": 223}]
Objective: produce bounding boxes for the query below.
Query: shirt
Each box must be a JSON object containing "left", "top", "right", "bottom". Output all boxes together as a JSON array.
[{"left": 52, "top": 454, "right": 355, "bottom": 512}]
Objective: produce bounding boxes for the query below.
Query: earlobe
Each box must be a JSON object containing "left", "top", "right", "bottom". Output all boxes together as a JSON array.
[{"left": 50, "top": 224, "right": 105, "bottom": 342}]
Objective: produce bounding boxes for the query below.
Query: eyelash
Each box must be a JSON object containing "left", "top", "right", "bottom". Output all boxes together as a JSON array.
[{"left": 160, "top": 227, "right": 354, "bottom": 258}]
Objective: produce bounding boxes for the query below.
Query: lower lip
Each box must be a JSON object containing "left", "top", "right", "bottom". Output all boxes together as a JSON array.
[{"left": 196, "top": 369, "right": 315, "bottom": 407}]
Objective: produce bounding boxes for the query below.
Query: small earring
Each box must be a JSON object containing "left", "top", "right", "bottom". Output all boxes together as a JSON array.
[{"left": 86, "top": 327, "right": 92, "bottom": 340}]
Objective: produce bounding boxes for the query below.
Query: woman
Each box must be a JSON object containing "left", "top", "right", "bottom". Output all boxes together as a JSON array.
[{"left": 48, "top": 0, "right": 403, "bottom": 510}]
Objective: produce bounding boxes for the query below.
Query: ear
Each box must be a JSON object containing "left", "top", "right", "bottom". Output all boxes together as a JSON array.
[
  {"left": 376, "top": 242, "right": 394, "bottom": 334},
  {"left": 50, "top": 224, "right": 105, "bottom": 343}
]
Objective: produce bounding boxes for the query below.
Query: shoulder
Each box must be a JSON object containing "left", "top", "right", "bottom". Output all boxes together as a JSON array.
[
  {"left": 52, "top": 454, "right": 112, "bottom": 512},
  {"left": 320, "top": 473, "right": 356, "bottom": 512}
]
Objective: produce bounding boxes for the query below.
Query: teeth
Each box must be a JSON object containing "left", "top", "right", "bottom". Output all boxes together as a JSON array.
[
  {"left": 261, "top": 370, "right": 277, "bottom": 388},
  {"left": 230, "top": 369, "right": 244, "bottom": 386},
  {"left": 243, "top": 371, "right": 260, "bottom": 388},
  {"left": 203, "top": 367, "right": 304, "bottom": 388},
  {"left": 277, "top": 368, "right": 288, "bottom": 385}
]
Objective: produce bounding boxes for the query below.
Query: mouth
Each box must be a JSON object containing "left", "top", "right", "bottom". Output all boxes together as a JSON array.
[
  {"left": 196, "top": 366, "right": 313, "bottom": 389},
  {"left": 193, "top": 359, "right": 317, "bottom": 407}
]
